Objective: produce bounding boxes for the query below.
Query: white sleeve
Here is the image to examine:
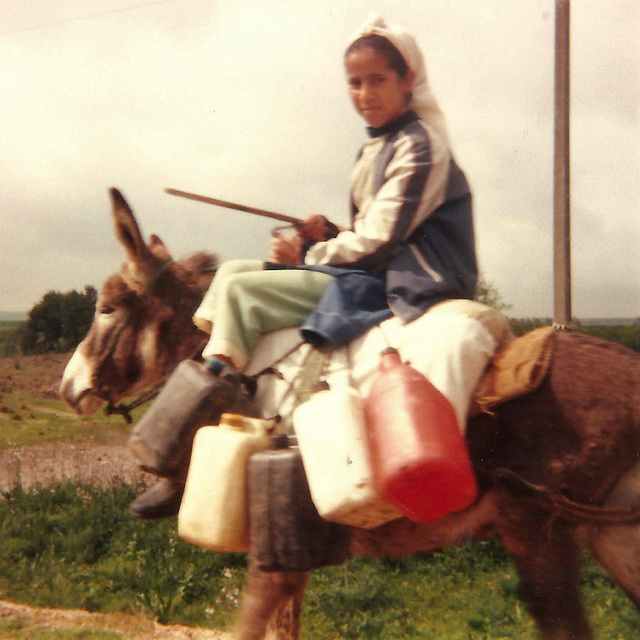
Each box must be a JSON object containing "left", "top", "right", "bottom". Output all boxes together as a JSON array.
[{"left": 304, "top": 129, "right": 450, "bottom": 269}]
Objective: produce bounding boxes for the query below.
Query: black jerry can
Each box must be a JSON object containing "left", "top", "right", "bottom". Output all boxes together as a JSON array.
[{"left": 248, "top": 435, "right": 351, "bottom": 572}]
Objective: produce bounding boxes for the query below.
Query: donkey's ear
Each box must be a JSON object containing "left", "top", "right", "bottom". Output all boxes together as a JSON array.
[
  {"left": 110, "top": 188, "right": 153, "bottom": 265},
  {"left": 149, "top": 234, "right": 173, "bottom": 263}
]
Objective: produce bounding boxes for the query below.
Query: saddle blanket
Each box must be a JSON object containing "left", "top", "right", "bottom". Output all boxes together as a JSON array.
[
  {"left": 246, "top": 303, "right": 556, "bottom": 430},
  {"left": 469, "top": 326, "right": 556, "bottom": 416}
]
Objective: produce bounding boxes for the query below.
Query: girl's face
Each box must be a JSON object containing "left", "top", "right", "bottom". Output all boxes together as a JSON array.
[{"left": 345, "top": 47, "right": 415, "bottom": 129}]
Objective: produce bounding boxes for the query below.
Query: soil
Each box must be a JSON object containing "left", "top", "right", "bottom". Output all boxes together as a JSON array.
[
  {"left": 0, "top": 440, "right": 143, "bottom": 493},
  {"left": 0, "top": 353, "right": 232, "bottom": 640},
  {"left": 0, "top": 599, "right": 231, "bottom": 639}
]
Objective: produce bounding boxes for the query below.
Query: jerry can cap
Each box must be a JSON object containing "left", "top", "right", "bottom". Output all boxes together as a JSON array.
[
  {"left": 204, "top": 357, "right": 226, "bottom": 375},
  {"left": 219, "top": 413, "right": 277, "bottom": 435},
  {"left": 219, "top": 413, "right": 251, "bottom": 429}
]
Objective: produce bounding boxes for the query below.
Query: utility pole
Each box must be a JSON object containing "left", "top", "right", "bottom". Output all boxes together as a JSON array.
[{"left": 553, "top": 0, "right": 572, "bottom": 328}]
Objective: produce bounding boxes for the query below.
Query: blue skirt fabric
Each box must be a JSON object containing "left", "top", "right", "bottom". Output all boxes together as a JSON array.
[{"left": 265, "top": 263, "right": 392, "bottom": 348}]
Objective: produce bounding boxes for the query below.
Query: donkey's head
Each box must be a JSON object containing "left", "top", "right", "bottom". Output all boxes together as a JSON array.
[{"left": 60, "top": 188, "right": 217, "bottom": 416}]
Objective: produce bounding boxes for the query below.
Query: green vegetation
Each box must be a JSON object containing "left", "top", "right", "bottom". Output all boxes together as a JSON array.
[
  {"left": 575, "top": 324, "right": 640, "bottom": 353},
  {"left": 305, "top": 550, "right": 637, "bottom": 639},
  {"left": 0, "top": 482, "right": 247, "bottom": 628},
  {"left": 509, "top": 318, "right": 640, "bottom": 352},
  {"left": 0, "top": 321, "right": 22, "bottom": 357},
  {"left": 0, "top": 391, "right": 140, "bottom": 450},
  {"left": 2, "top": 287, "right": 96, "bottom": 357},
  {"left": 0, "top": 624, "right": 122, "bottom": 640},
  {"left": 0, "top": 482, "right": 636, "bottom": 638},
  {"left": 475, "top": 275, "right": 512, "bottom": 313}
]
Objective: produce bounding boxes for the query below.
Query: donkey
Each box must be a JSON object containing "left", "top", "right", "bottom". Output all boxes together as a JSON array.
[{"left": 60, "top": 188, "right": 640, "bottom": 640}]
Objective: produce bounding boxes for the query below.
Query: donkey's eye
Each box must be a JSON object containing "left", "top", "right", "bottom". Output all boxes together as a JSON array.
[{"left": 100, "top": 305, "right": 116, "bottom": 315}]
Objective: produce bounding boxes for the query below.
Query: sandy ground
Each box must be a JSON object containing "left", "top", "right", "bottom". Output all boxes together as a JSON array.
[
  {"left": 0, "top": 599, "right": 231, "bottom": 639},
  {"left": 0, "top": 441, "right": 143, "bottom": 492}
]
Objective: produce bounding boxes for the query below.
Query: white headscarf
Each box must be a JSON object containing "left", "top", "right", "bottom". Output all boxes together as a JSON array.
[{"left": 346, "top": 15, "right": 450, "bottom": 147}]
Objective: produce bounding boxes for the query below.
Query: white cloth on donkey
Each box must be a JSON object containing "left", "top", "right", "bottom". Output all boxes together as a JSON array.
[
  {"left": 247, "top": 298, "right": 508, "bottom": 432},
  {"left": 243, "top": 299, "right": 510, "bottom": 529}
]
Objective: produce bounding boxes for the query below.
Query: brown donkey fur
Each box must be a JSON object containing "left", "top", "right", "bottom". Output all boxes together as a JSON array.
[{"left": 61, "top": 189, "right": 640, "bottom": 639}]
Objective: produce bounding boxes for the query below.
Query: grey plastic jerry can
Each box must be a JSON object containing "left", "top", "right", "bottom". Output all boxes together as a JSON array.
[{"left": 248, "top": 435, "right": 351, "bottom": 572}]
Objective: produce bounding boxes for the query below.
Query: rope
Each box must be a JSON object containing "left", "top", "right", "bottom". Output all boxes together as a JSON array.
[
  {"left": 104, "top": 334, "right": 207, "bottom": 424},
  {"left": 490, "top": 467, "right": 640, "bottom": 525},
  {"left": 292, "top": 344, "right": 332, "bottom": 407}
]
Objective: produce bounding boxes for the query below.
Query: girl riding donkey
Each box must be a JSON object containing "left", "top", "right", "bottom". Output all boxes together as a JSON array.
[{"left": 130, "top": 15, "right": 489, "bottom": 519}]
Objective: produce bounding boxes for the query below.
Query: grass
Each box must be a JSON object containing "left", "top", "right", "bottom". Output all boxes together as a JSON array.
[
  {"left": 0, "top": 482, "right": 247, "bottom": 630},
  {"left": 0, "top": 393, "right": 138, "bottom": 449},
  {"left": 0, "top": 394, "right": 137, "bottom": 448},
  {"left": 0, "top": 482, "right": 637, "bottom": 639},
  {"left": 304, "top": 550, "right": 638, "bottom": 639},
  {"left": 0, "top": 348, "right": 639, "bottom": 638},
  {"left": 0, "top": 352, "right": 143, "bottom": 449}
]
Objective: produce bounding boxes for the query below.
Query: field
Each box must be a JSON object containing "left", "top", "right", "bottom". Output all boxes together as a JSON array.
[{"left": 0, "top": 351, "right": 638, "bottom": 639}]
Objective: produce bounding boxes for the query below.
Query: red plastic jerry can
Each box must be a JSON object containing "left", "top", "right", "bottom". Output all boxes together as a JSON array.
[{"left": 363, "top": 348, "right": 478, "bottom": 523}]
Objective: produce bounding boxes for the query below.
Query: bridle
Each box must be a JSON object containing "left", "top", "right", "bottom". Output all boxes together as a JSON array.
[
  {"left": 103, "top": 379, "right": 166, "bottom": 424},
  {"left": 103, "top": 333, "right": 208, "bottom": 423},
  {"left": 89, "top": 259, "right": 193, "bottom": 424}
]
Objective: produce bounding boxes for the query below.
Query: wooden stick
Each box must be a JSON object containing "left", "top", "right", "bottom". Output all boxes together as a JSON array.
[{"left": 165, "top": 188, "right": 303, "bottom": 225}]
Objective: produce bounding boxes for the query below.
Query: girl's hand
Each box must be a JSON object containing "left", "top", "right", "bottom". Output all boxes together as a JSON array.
[
  {"left": 269, "top": 232, "right": 303, "bottom": 265},
  {"left": 297, "top": 215, "right": 336, "bottom": 242}
]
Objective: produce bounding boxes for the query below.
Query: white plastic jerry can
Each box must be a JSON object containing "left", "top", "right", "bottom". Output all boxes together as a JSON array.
[
  {"left": 177, "top": 413, "right": 273, "bottom": 552},
  {"left": 293, "top": 387, "right": 403, "bottom": 529}
]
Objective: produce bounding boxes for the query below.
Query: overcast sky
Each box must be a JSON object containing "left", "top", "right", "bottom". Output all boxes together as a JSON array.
[{"left": 1, "top": 0, "right": 638, "bottom": 319}]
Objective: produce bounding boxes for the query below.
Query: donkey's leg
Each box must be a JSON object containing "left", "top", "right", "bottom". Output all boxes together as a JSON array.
[
  {"left": 589, "top": 522, "right": 640, "bottom": 608},
  {"left": 497, "top": 498, "right": 593, "bottom": 640},
  {"left": 234, "top": 561, "right": 308, "bottom": 640},
  {"left": 587, "top": 465, "right": 640, "bottom": 608},
  {"left": 264, "top": 593, "right": 305, "bottom": 640}
]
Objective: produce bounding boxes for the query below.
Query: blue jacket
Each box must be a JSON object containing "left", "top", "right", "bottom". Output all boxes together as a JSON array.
[{"left": 297, "top": 111, "right": 478, "bottom": 347}]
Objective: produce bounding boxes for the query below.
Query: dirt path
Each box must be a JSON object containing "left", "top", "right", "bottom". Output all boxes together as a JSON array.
[
  {"left": 0, "top": 441, "right": 143, "bottom": 492},
  {"left": 0, "top": 599, "right": 232, "bottom": 639}
]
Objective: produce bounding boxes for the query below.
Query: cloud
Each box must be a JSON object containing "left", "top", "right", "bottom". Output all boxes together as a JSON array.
[{"left": 0, "top": 0, "right": 638, "bottom": 320}]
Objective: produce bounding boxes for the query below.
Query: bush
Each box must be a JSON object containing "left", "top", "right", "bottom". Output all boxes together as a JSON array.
[
  {"left": 575, "top": 325, "right": 640, "bottom": 353},
  {"left": 0, "top": 321, "right": 23, "bottom": 356},
  {"left": 475, "top": 275, "right": 511, "bottom": 312},
  {"left": 18, "top": 286, "right": 97, "bottom": 355}
]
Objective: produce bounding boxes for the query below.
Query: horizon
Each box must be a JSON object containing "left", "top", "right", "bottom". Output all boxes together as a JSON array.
[{"left": 2, "top": 309, "right": 637, "bottom": 326}]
